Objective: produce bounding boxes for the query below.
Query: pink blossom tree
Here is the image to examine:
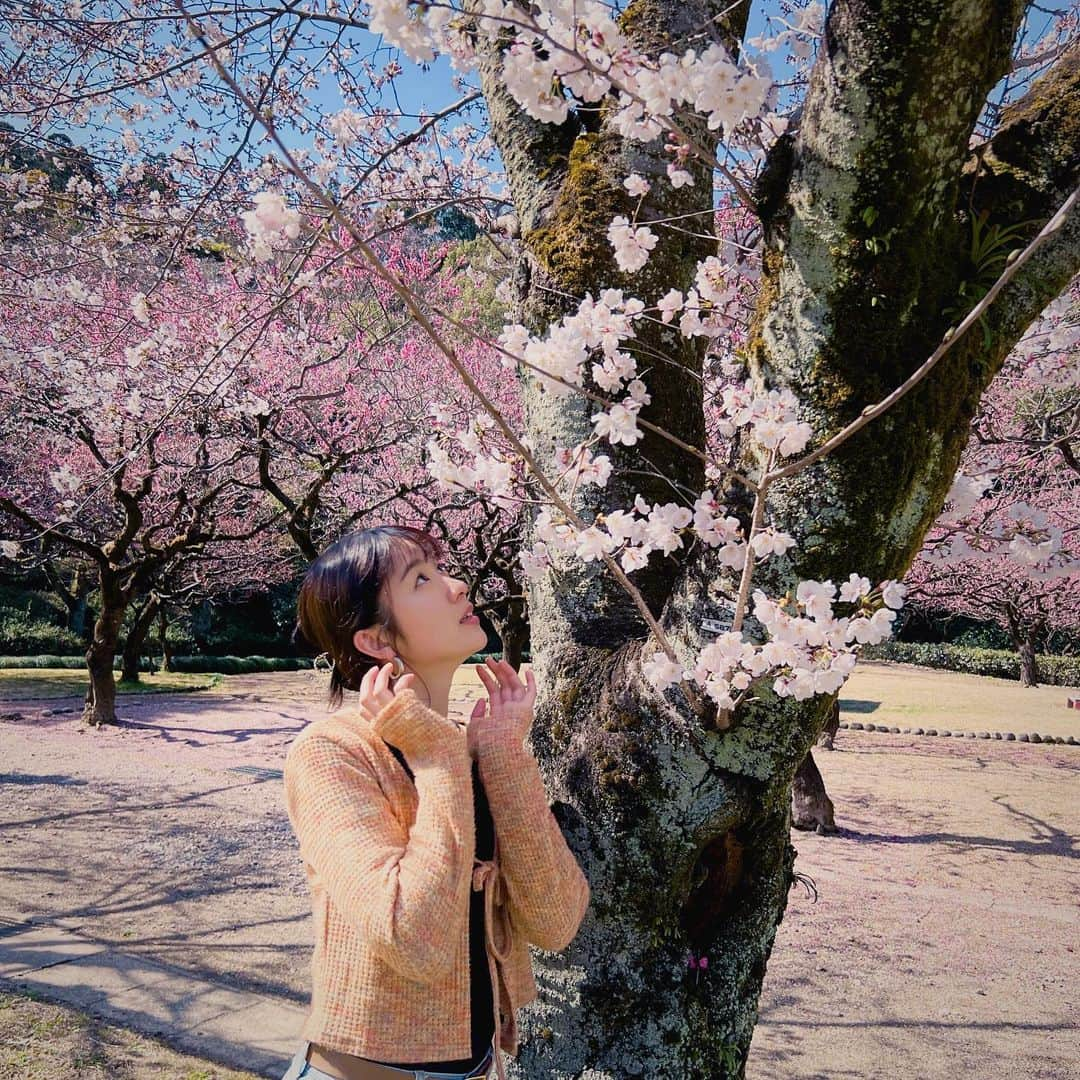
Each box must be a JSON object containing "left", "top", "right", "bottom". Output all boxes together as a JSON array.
[
  {"left": 906, "top": 283, "right": 1080, "bottom": 685},
  {"left": 226, "top": 225, "right": 537, "bottom": 661},
  {"left": 0, "top": 239, "right": 295, "bottom": 724}
]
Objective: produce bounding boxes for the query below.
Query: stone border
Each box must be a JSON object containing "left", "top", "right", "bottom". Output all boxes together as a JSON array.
[{"left": 839, "top": 721, "right": 1078, "bottom": 745}]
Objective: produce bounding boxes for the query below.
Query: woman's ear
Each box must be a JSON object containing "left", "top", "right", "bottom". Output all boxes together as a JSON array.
[{"left": 353, "top": 628, "right": 391, "bottom": 663}]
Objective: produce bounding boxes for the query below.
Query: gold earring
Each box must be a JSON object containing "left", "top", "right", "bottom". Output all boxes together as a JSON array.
[{"left": 389, "top": 655, "right": 406, "bottom": 679}]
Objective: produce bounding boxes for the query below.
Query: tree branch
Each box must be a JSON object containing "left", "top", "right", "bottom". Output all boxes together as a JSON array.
[{"left": 961, "top": 41, "right": 1080, "bottom": 352}]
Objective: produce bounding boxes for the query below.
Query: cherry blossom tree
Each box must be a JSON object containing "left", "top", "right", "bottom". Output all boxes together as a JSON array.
[
  {"left": 3, "top": 0, "right": 1079, "bottom": 1075},
  {"left": 0, "top": 241, "right": 295, "bottom": 724},
  {"left": 906, "top": 284, "right": 1080, "bottom": 685},
  {"left": 229, "top": 225, "right": 539, "bottom": 660}
]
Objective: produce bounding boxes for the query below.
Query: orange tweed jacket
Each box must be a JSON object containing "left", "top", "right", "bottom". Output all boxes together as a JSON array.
[{"left": 282, "top": 686, "right": 590, "bottom": 1077}]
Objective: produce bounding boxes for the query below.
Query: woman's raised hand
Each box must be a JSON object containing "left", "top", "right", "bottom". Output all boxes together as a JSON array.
[
  {"left": 357, "top": 661, "right": 419, "bottom": 723},
  {"left": 470, "top": 656, "right": 536, "bottom": 758}
]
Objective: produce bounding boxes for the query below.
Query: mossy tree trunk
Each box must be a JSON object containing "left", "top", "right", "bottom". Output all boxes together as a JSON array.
[{"left": 470, "top": 2, "right": 1079, "bottom": 1075}]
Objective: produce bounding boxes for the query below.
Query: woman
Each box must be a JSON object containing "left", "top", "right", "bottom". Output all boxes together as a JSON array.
[{"left": 281, "top": 525, "right": 590, "bottom": 1080}]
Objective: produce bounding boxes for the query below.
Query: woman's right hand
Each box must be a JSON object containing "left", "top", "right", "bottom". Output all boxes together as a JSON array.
[
  {"left": 357, "top": 661, "right": 420, "bottom": 723},
  {"left": 358, "top": 662, "right": 467, "bottom": 757}
]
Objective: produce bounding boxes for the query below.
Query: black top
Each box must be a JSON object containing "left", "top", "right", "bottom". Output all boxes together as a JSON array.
[{"left": 360, "top": 742, "right": 496, "bottom": 1072}]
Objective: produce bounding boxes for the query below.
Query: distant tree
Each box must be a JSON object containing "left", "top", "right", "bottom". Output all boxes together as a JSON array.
[
  {"left": 906, "top": 284, "right": 1080, "bottom": 685},
  {"left": 0, "top": 242, "right": 291, "bottom": 723}
]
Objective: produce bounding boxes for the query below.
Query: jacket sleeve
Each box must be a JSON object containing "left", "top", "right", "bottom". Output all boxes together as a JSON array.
[
  {"left": 476, "top": 734, "right": 590, "bottom": 952},
  {"left": 283, "top": 693, "right": 474, "bottom": 984}
]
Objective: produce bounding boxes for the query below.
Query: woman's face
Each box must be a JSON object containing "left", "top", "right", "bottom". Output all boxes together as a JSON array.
[{"left": 358, "top": 546, "right": 486, "bottom": 668}]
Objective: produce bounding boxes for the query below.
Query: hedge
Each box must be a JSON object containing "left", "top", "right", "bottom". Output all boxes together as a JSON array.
[
  {"left": 862, "top": 641, "right": 1080, "bottom": 687},
  {"left": 0, "top": 615, "right": 85, "bottom": 655}
]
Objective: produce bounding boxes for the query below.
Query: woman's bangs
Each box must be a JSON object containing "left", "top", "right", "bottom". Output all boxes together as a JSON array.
[{"left": 379, "top": 529, "right": 444, "bottom": 585}]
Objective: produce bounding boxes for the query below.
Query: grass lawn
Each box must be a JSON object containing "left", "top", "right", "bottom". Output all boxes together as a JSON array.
[
  {"left": 841, "top": 659, "right": 1080, "bottom": 739},
  {"left": 0, "top": 669, "right": 220, "bottom": 701}
]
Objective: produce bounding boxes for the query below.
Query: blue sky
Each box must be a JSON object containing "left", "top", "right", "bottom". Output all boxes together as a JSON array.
[
  {"left": 374, "top": 3, "right": 776, "bottom": 116},
  {"left": 50, "top": 2, "right": 783, "bottom": 177},
  {"left": 34, "top": 1, "right": 1068, "bottom": 202},
  {"left": 267, "top": 1, "right": 1060, "bottom": 138}
]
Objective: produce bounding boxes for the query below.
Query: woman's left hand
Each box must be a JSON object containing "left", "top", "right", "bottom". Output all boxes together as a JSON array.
[{"left": 469, "top": 657, "right": 536, "bottom": 758}]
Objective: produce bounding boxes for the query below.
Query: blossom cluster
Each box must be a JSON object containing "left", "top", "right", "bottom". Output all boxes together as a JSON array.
[
  {"left": 929, "top": 476, "right": 1073, "bottom": 575},
  {"left": 642, "top": 576, "right": 907, "bottom": 709},
  {"left": 494, "top": 284, "right": 767, "bottom": 449},
  {"left": 419, "top": 303, "right": 909, "bottom": 716},
  {"left": 240, "top": 191, "right": 302, "bottom": 263},
  {"left": 365, "top": 0, "right": 780, "bottom": 143},
  {"left": 607, "top": 216, "right": 658, "bottom": 273},
  {"left": 424, "top": 409, "right": 520, "bottom": 511}
]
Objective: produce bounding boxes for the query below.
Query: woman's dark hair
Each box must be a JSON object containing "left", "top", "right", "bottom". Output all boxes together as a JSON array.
[{"left": 294, "top": 525, "right": 444, "bottom": 710}]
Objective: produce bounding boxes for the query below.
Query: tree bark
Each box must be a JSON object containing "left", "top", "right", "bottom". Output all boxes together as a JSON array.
[
  {"left": 1005, "top": 602, "right": 1044, "bottom": 686},
  {"left": 1018, "top": 635, "right": 1040, "bottom": 687},
  {"left": 42, "top": 560, "right": 94, "bottom": 642},
  {"left": 794, "top": 704, "right": 840, "bottom": 836},
  {"left": 470, "top": 3, "right": 1079, "bottom": 1074},
  {"left": 157, "top": 608, "right": 174, "bottom": 673},
  {"left": 494, "top": 603, "right": 529, "bottom": 671},
  {"left": 792, "top": 751, "right": 838, "bottom": 834}
]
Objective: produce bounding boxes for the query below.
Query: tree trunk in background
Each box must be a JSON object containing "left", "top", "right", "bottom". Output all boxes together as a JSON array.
[
  {"left": 792, "top": 751, "right": 838, "bottom": 834},
  {"left": 72, "top": 595, "right": 91, "bottom": 644},
  {"left": 470, "top": 1, "right": 1078, "bottom": 1072},
  {"left": 120, "top": 594, "right": 161, "bottom": 683},
  {"left": 158, "top": 609, "right": 174, "bottom": 673},
  {"left": 83, "top": 572, "right": 126, "bottom": 725},
  {"left": 491, "top": 593, "right": 530, "bottom": 670},
  {"left": 42, "top": 561, "right": 95, "bottom": 643},
  {"left": 1005, "top": 603, "right": 1044, "bottom": 687},
  {"left": 795, "top": 701, "right": 840, "bottom": 833},
  {"left": 818, "top": 698, "right": 841, "bottom": 751},
  {"left": 1018, "top": 635, "right": 1041, "bottom": 687}
]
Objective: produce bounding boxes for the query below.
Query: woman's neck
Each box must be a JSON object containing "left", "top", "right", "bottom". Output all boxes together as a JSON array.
[{"left": 401, "top": 661, "right": 458, "bottom": 718}]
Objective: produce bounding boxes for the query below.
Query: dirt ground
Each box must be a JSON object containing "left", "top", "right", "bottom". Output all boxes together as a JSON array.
[
  {"left": 0, "top": 662, "right": 1077, "bottom": 1079},
  {"left": 0, "top": 988, "right": 262, "bottom": 1080}
]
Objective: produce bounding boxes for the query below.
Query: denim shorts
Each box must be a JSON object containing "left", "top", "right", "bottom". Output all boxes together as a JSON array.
[{"left": 281, "top": 1040, "right": 496, "bottom": 1080}]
